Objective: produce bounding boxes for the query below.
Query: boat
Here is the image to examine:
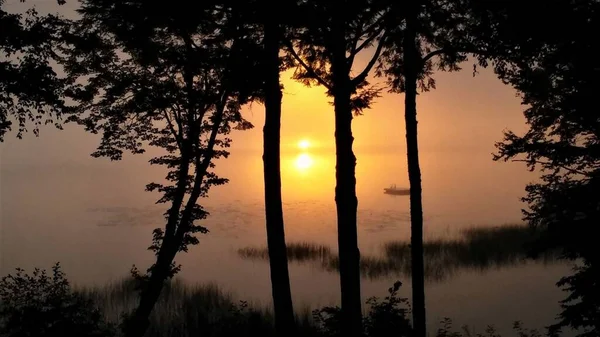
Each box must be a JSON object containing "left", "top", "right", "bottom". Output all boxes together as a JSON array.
[{"left": 383, "top": 184, "right": 410, "bottom": 196}]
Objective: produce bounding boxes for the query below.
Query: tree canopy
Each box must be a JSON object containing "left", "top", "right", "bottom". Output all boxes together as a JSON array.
[{"left": 0, "top": 0, "right": 68, "bottom": 141}]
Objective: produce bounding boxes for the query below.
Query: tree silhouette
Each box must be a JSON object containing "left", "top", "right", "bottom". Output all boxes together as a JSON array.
[
  {"left": 377, "top": 1, "right": 473, "bottom": 335},
  {"left": 286, "top": 1, "right": 388, "bottom": 335},
  {"left": 262, "top": 19, "right": 297, "bottom": 337},
  {"left": 62, "top": 2, "right": 258, "bottom": 336},
  {"left": 0, "top": 0, "right": 68, "bottom": 141},
  {"left": 481, "top": 1, "right": 600, "bottom": 335},
  {"left": 221, "top": 1, "right": 298, "bottom": 333}
]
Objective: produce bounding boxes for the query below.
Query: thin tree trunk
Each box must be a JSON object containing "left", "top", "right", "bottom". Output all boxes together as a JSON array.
[
  {"left": 329, "top": 14, "right": 362, "bottom": 335},
  {"left": 403, "top": 6, "right": 427, "bottom": 337},
  {"left": 124, "top": 144, "right": 193, "bottom": 337},
  {"left": 333, "top": 87, "right": 362, "bottom": 337},
  {"left": 124, "top": 239, "right": 179, "bottom": 337},
  {"left": 330, "top": 25, "right": 363, "bottom": 331},
  {"left": 262, "top": 20, "right": 296, "bottom": 336}
]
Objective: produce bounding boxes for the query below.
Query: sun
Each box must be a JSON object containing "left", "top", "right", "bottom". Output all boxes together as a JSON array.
[
  {"left": 294, "top": 153, "right": 314, "bottom": 171},
  {"left": 298, "top": 139, "right": 311, "bottom": 150}
]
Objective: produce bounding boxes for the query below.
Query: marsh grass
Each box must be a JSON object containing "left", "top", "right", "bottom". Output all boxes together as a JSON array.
[
  {"left": 77, "top": 278, "right": 319, "bottom": 337},
  {"left": 2, "top": 259, "right": 547, "bottom": 337},
  {"left": 238, "top": 225, "right": 562, "bottom": 282}
]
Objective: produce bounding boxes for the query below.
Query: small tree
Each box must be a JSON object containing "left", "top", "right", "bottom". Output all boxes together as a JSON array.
[
  {"left": 0, "top": 263, "right": 114, "bottom": 337},
  {"left": 313, "top": 281, "right": 413, "bottom": 337},
  {"left": 62, "top": 1, "right": 258, "bottom": 336}
]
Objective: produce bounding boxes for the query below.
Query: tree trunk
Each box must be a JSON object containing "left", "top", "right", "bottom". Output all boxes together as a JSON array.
[
  {"left": 403, "top": 8, "right": 427, "bottom": 337},
  {"left": 262, "top": 20, "right": 296, "bottom": 336},
  {"left": 124, "top": 243, "right": 178, "bottom": 337},
  {"left": 333, "top": 88, "right": 362, "bottom": 337},
  {"left": 124, "top": 145, "right": 193, "bottom": 337},
  {"left": 329, "top": 14, "right": 362, "bottom": 336},
  {"left": 331, "top": 57, "right": 363, "bottom": 336}
]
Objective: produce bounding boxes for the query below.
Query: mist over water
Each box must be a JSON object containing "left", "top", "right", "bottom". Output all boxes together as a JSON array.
[{"left": 0, "top": 126, "right": 568, "bottom": 333}]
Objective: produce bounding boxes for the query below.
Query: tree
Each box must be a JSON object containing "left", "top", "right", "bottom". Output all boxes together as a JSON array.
[
  {"left": 483, "top": 1, "right": 600, "bottom": 335},
  {"left": 286, "top": 1, "right": 388, "bottom": 335},
  {"left": 0, "top": 0, "right": 67, "bottom": 141},
  {"left": 61, "top": 1, "right": 257, "bottom": 336},
  {"left": 377, "top": 1, "right": 470, "bottom": 335},
  {"left": 220, "top": 1, "right": 298, "bottom": 333},
  {"left": 262, "top": 18, "right": 296, "bottom": 336}
]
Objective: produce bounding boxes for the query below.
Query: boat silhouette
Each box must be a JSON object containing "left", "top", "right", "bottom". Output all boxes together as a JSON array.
[{"left": 383, "top": 184, "right": 410, "bottom": 196}]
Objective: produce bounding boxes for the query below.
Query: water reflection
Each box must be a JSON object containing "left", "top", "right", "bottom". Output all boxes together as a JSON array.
[
  {"left": 238, "top": 225, "right": 563, "bottom": 283},
  {"left": 294, "top": 153, "right": 314, "bottom": 171}
]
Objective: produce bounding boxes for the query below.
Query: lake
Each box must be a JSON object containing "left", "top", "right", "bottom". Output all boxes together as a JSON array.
[{"left": 0, "top": 130, "right": 571, "bottom": 335}]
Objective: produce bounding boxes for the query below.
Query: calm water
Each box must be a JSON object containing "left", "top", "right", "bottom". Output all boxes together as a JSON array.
[{"left": 0, "top": 127, "right": 571, "bottom": 334}]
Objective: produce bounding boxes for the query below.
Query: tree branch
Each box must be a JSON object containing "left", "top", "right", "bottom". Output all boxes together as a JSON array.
[
  {"left": 348, "top": 19, "right": 365, "bottom": 67},
  {"left": 284, "top": 40, "right": 332, "bottom": 91},
  {"left": 351, "top": 15, "right": 387, "bottom": 59},
  {"left": 351, "top": 31, "right": 387, "bottom": 87},
  {"left": 511, "top": 159, "right": 591, "bottom": 177},
  {"left": 163, "top": 109, "right": 182, "bottom": 150},
  {"left": 421, "top": 48, "right": 447, "bottom": 65}
]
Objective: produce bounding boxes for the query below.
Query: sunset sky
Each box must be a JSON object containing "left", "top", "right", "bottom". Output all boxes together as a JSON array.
[{"left": 0, "top": 0, "right": 533, "bottom": 209}]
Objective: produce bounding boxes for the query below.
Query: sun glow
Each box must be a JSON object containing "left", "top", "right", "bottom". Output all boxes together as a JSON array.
[
  {"left": 298, "top": 139, "right": 311, "bottom": 150},
  {"left": 294, "top": 153, "right": 314, "bottom": 171}
]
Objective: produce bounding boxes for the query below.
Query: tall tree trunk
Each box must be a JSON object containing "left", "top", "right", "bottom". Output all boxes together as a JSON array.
[
  {"left": 403, "top": 6, "right": 427, "bottom": 337},
  {"left": 124, "top": 241, "right": 178, "bottom": 337},
  {"left": 262, "top": 20, "right": 296, "bottom": 336},
  {"left": 333, "top": 88, "right": 362, "bottom": 337},
  {"left": 124, "top": 144, "right": 194, "bottom": 337},
  {"left": 331, "top": 33, "right": 363, "bottom": 333}
]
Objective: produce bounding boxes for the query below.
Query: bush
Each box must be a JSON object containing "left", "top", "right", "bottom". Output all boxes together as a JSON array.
[
  {"left": 313, "top": 281, "right": 413, "bottom": 337},
  {"left": 436, "top": 318, "right": 543, "bottom": 337},
  {"left": 0, "top": 263, "right": 114, "bottom": 337}
]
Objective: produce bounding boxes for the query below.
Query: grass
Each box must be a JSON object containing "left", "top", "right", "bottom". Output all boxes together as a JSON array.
[
  {"left": 237, "top": 225, "right": 562, "bottom": 282},
  {"left": 78, "top": 278, "right": 319, "bottom": 337},
  {"left": 75, "top": 277, "right": 546, "bottom": 337}
]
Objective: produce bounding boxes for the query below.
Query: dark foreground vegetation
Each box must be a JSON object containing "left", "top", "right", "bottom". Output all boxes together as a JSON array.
[{"left": 0, "top": 263, "right": 547, "bottom": 337}]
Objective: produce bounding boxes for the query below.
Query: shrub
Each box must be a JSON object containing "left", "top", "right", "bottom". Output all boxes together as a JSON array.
[
  {"left": 0, "top": 263, "right": 114, "bottom": 337},
  {"left": 313, "top": 281, "right": 413, "bottom": 337}
]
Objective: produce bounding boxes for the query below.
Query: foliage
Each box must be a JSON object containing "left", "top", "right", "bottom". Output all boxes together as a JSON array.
[
  {"left": 0, "top": 0, "right": 68, "bottom": 141},
  {"left": 376, "top": 0, "right": 472, "bottom": 94},
  {"left": 0, "top": 263, "right": 114, "bottom": 337},
  {"left": 81, "top": 276, "right": 327, "bottom": 337},
  {"left": 313, "top": 281, "right": 413, "bottom": 337},
  {"left": 59, "top": 2, "right": 264, "bottom": 335},
  {"left": 286, "top": 0, "right": 388, "bottom": 114},
  {"left": 62, "top": 0, "right": 258, "bottom": 284},
  {"left": 487, "top": 1, "right": 600, "bottom": 336}
]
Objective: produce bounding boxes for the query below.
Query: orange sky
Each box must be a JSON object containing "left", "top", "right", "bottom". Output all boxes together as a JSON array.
[
  {"left": 1, "top": 0, "right": 529, "bottom": 162},
  {"left": 0, "top": 0, "right": 533, "bottom": 206},
  {"left": 234, "top": 63, "right": 527, "bottom": 155}
]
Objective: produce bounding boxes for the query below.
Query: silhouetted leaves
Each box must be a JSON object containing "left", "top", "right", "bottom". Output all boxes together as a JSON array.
[
  {"left": 0, "top": 263, "right": 115, "bottom": 337},
  {"left": 60, "top": 1, "right": 263, "bottom": 335},
  {"left": 489, "top": 1, "right": 600, "bottom": 336},
  {"left": 0, "top": 0, "right": 69, "bottom": 141}
]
